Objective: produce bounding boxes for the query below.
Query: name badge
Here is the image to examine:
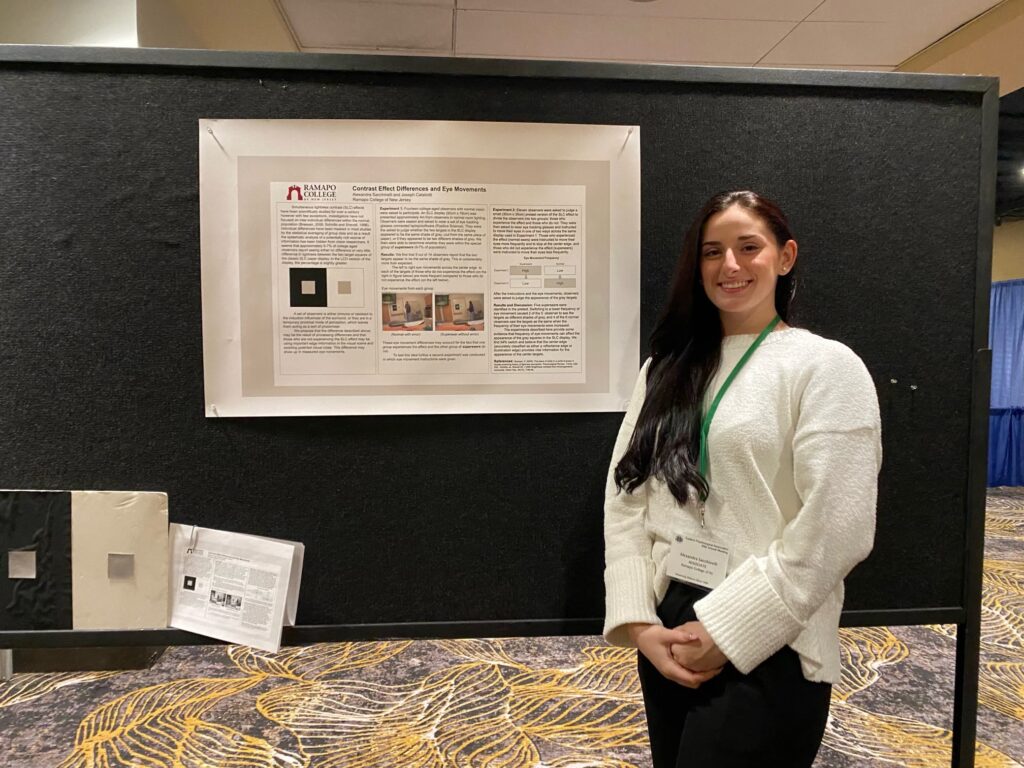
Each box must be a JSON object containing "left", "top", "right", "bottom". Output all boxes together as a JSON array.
[{"left": 667, "top": 534, "right": 730, "bottom": 590}]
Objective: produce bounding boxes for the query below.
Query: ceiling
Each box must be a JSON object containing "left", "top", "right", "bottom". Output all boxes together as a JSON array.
[
  {"left": 270, "top": 0, "right": 1024, "bottom": 220},
  {"left": 274, "top": 0, "right": 1002, "bottom": 70}
]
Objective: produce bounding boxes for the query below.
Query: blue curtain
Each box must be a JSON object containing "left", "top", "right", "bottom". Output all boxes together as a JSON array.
[{"left": 989, "top": 279, "right": 1024, "bottom": 486}]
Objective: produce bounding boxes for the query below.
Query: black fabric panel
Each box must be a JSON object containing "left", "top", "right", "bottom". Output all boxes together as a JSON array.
[
  {"left": 0, "top": 64, "right": 982, "bottom": 627},
  {"left": 0, "top": 491, "right": 73, "bottom": 630}
]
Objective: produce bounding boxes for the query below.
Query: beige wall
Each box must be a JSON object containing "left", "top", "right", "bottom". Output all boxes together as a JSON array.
[
  {"left": 0, "top": 0, "right": 296, "bottom": 50},
  {"left": 898, "top": 0, "right": 1024, "bottom": 95},
  {"left": 993, "top": 220, "right": 1024, "bottom": 282},
  {"left": 0, "top": 0, "right": 137, "bottom": 46},
  {"left": 137, "top": 0, "right": 296, "bottom": 51}
]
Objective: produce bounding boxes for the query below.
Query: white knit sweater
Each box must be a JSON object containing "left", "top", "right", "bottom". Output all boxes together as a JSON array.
[{"left": 603, "top": 327, "right": 881, "bottom": 683}]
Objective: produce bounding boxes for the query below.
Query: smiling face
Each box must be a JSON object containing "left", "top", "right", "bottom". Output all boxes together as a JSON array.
[{"left": 698, "top": 204, "right": 797, "bottom": 334}]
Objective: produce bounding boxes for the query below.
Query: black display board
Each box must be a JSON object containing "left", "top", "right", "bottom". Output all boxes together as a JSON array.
[
  {"left": 0, "top": 46, "right": 997, "bottom": 768},
  {"left": 0, "top": 48, "right": 993, "bottom": 638}
]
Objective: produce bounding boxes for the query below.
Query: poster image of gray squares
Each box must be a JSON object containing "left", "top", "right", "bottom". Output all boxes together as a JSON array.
[
  {"left": 289, "top": 268, "right": 327, "bottom": 307},
  {"left": 182, "top": 575, "right": 196, "bottom": 591},
  {"left": 209, "top": 589, "right": 242, "bottom": 610}
]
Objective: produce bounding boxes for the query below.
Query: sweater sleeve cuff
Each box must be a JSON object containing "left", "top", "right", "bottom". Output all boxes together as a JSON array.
[
  {"left": 693, "top": 557, "right": 803, "bottom": 674},
  {"left": 603, "top": 556, "right": 661, "bottom": 647}
]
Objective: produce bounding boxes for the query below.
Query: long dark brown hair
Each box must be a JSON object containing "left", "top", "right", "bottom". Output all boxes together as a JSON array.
[{"left": 614, "top": 191, "right": 798, "bottom": 504}]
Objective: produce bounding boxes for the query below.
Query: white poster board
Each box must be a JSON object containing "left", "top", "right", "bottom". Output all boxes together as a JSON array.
[{"left": 200, "top": 119, "right": 640, "bottom": 417}]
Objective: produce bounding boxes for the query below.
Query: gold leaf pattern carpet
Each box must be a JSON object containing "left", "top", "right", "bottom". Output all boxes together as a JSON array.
[{"left": 1, "top": 488, "right": 1022, "bottom": 767}]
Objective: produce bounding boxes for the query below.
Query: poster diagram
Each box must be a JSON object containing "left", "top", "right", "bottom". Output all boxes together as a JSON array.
[{"left": 200, "top": 119, "right": 640, "bottom": 416}]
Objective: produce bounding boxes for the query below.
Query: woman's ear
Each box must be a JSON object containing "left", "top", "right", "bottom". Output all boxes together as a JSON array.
[{"left": 780, "top": 239, "right": 798, "bottom": 274}]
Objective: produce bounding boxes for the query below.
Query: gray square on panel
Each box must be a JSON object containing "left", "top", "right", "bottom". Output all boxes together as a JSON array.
[
  {"left": 107, "top": 552, "right": 135, "bottom": 579},
  {"left": 8, "top": 550, "right": 36, "bottom": 579}
]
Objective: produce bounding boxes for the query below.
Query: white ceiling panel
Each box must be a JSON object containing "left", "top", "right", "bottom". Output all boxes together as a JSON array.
[
  {"left": 456, "top": 10, "right": 794, "bottom": 64},
  {"left": 280, "top": 0, "right": 453, "bottom": 51},
  {"left": 273, "top": 0, "right": 1005, "bottom": 68},
  {"left": 459, "top": 0, "right": 820, "bottom": 22},
  {"left": 760, "top": 20, "right": 950, "bottom": 66},
  {"left": 806, "top": 0, "right": 997, "bottom": 23}
]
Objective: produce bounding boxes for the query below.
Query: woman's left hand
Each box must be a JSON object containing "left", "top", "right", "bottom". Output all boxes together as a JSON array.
[{"left": 670, "top": 621, "right": 729, "bottom": 673}]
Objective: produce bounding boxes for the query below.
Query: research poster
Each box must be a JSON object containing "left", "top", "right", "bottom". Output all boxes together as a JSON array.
[{"left": 200, "top": 119, "right": 640, "bottom": 416}]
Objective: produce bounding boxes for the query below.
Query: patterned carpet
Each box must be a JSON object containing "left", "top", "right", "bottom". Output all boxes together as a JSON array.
[{"left": 1, "top": 489, "right": 1022, "bottom": 767}]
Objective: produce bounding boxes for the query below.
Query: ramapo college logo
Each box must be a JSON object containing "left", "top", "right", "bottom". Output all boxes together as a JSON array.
[{"left": 286, "top": 183, "right": 337, "bottom": 201}]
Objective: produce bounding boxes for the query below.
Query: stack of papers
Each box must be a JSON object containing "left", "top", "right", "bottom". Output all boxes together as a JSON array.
[{"left": 168, "top": 524, "right": 304, "bottom": 652}]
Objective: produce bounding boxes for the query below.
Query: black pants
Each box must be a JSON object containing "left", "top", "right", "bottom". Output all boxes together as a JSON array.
[{"left": 638, "top": 580, "right": 832, "bottom": 768}]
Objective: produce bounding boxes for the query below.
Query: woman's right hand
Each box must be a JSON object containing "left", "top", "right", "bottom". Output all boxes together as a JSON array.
[{"left": 627, "top": 623, "right": 725, "bottom": 689}]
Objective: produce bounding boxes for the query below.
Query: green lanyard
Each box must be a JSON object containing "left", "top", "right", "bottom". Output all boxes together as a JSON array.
[{"left": 697, "top": 314, "right": 781, "bottom": 525}]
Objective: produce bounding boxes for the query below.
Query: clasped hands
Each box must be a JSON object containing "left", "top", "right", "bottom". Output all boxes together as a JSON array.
[{"left": 629, "top": 621, "right": 729, "bottom": 689}]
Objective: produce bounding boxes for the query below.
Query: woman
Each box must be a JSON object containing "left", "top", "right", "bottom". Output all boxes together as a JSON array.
[{"left": 603, "top": 191, "right": 881, "bottom": 767}]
